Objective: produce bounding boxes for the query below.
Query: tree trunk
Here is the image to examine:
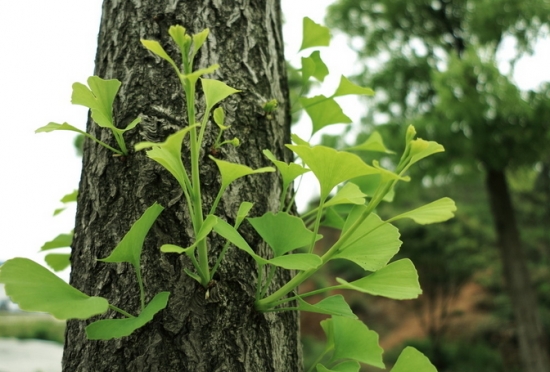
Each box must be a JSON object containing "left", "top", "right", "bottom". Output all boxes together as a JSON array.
[
  {"left": 62, "top": 1, "right": 300, "bottom": 371},
  {"left": 485, "top": 169, "right": 549, "bottom": 372}
]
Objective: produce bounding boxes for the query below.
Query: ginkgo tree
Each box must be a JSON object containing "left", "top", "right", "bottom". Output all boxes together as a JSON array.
[{"left": 1, "top": 5, "right": 454, "bottom": 372}]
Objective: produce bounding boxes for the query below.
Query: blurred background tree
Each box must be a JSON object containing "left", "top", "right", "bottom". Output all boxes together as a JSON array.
[{"left": 321, "top": 1, "right": 550, "bottom": 371}]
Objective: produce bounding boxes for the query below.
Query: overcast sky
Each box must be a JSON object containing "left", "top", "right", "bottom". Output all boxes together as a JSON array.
[{"left": 0, "top": 1, "right": 548, "bottom": 276}]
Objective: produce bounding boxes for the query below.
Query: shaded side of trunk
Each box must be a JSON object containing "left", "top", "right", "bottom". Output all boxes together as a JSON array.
[
  {"left": 62, "top": 1, "right": 300, "bottom": 371},
  {"left": 485, "top": 168, "right": 549, "bottom": 372}
]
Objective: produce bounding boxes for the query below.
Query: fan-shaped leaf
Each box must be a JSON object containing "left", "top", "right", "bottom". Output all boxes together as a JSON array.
[
  {"left": 347, "top": 131, "right": 394, "bottom": 154},
  {"left": 141, "top": 40, "right": 178, "bottom": 71},
  {"left": 86, "top": 292, "right": 170, "bottom": 340},
  {"left": 248, "top": 212, "right": 321, "bottom": 256},
  {"left": 333, "top": 75, "right": 375, "bottom": 97},
  {"left": 135, "top": 126, "right": 198, "bottom": 190},
  {"left": 201, "top": 78, "right": 240, "bottom": 110},
  {"left": 44, "top": 254, "right": 71, "bottom": 272},
  {"left": 98, "top": 203, "right": 164, "bottom": 270},
  {"left": 71, "top": 76, "right": 121, "bottom": 129},
  {"left": 210, "top": 156, "right": 275, "bottom": 190},
  {"left": 391, "top": 347, "right": 438, "bottom": 372},
  {"left": 332, "top": 208, "right": 401, "bottom": 271},
  {"left": 263, "top": 149, "right": 310, "bottom": 191},
  {"left": 297, "top": 295, "right": 357, "bottom": 319},
  {"left": 302, "top": 51, "right": 329, "bottom": 82},
  {"left": 300, "top": 95, "right": 352, "bottom": 134},
  {"left": 300, "top": 17, "right": 331, "bottom": 51},
  {"left": 287, "top": 145, "right": 379, "bottom": 200},
  {"left": 268, "top": 254, "right": 322, "bottom": 270},
  {"left": 41, "top": 233, "right": 72, "bottom": 251},
  {"left": 388, "top": 197, "right": 457, "bottom": 225},
  {"left": 336, "top": 259, "right": 421, "bottom": 300},
  {"left": 325, "top": 183, "right": 367, "bottom": 207},
  {"left": 0, "top": 258, "right": 108, "bottom": 320},
  {"left": 321, "top": 316, "right": 384, "bottom": 369}
]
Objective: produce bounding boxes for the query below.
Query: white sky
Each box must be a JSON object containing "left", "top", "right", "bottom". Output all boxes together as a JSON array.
[{"left": 0, "top": 1, "right": 548, "bottom": 274}]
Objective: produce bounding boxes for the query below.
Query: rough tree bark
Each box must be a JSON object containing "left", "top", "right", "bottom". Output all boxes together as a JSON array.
[
  {"left": 485, "top": 169, "right": 550, "bottom": 372},
  {"left": 62, "top": 1, "right": 300, "bottom": 371}
]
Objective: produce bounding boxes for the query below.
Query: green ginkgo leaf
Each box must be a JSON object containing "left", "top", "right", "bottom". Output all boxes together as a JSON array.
[
  {"left": 36, "top": 122, "right": 86, "bottom": 135},
  {"left": 332, "top": 75, "right": 375, "bottom": 97},
  {"left": 168, "top": 25, "right": 190, "bottom": 58},
  {"left": 236, "top": 202, "right": 254, "bottom": 226},
  {"left": 135, "top": 126, "right": 198, "bottom": 190},
  {"left": 201, "top": 78, "right": 241, "bottom": 111},
  {"left": 248, "top": 212, "right": 322, "bottom": 256},
  {"left": 267, "top": 254, "right": 322, "bottom": 270},
  {"left": 71, "top": 76, "right": 121, "bottom": 129},
  {"left": 391, "top": 347, "right": 438, "bottom": 372},
  {"left": 141, "top": 39, "right": 178, "bottom": 71},
  {"left": 86, "top": 291, "right": 170, "bottom": 340},
  {"left": 35, "top": 122, "right": 123, "bottom": 155},
  {"left": 192, "top": 28, "right": 210, "bottom": 58},
  {"left": 0, "top": 258, "right": 109, "bottom": 320},
  {"left": 213, "top": 107, "right": 228, "bottom": 129},
  {"left": 287, "top": 144, "right": 380, "bottom": 200},
  {"left": 160, "top": 214, "right": 217, "bottom": 254},
  {"left": 321, "top": 316, "right": 384, "bottom": 369},
  {"left": 316, "top": 361, "right": 360, "bottom": 372},
  {"left": 299, "top": 17, "right": 331, "bottom": 51},
  {"left": 263, "top": 149, "right": 310, "bottom": 191},
  {"left": 336, "top": 259, "right": 422, "bottom": 300},
  {"left": 325, "top": 183, "right": 367, "bottom": 207},
  {"left": 347, "top": 131, "right": 395, "bottom": 154},
  {"left": 44, "top": 254, "right": 71, "bottom": 272},
  {"left": 388, "top": 197, "right": 457, "bottom": 225},
  {"left": 408, "top": 138, "right": 445, "bottom": 166},
  {"left": 302, "top": 51, "right": 329, "bottom": 82},
  {"left": 291, "top": 133, "right": 311, "bottom": 146},
  {"left": 98, "top": 203, "right": 164, "bottom": 271},
  {"left": 332, "top": 208, "right": 401, "bottom": 271},
  {"left": 209, "top": 156, "right": 275, "bottom": 190},
  {"left": 41, "top": 232, "right": 73, "bottom": 251},
  {"left": 296, "top": 295, "right": 357, "bottom": 319},
  {"left": 60, "top": 190, "right": 78, "bottom": 203},
  {"left": 211, "top": 218, "right": 267, "bottom": 265},
  {"left": 300, "top": 95, "right": 352, "bottom": 134}
]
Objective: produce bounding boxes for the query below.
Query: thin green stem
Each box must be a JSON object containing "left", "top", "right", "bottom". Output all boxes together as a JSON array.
[
  {"left": 308, "top": 197, "right": 326, "bottom": 253},
  {"left": 109, "top": 304, "right": 135, "bottom": 318},
  {"left": 210, "top": 240, "right": 231, "bottom": 278},
  {"left": 256, "top": 264, "right": 264, "bottom": 301},
  {"left": 113, "top": 131, "right": 128, "bottom": 155},
  {"left": 257, "top": 181, "right": 396, "bottom": 310},
  {"left": 84, "top": 133, "right": 124, "bottom": 155},
  {"left": 209, "top": 187, "right": 226, "bottom": 216},
  {"left": 260, "top": 266, "right": 277, "bottom": 298},
  {"left": 279, "top": 184, "right": 289, "bottom": 212},
  {"left": 135, "top": 268, "right": 145, "bottom": 311},
  {"left": 306, "top": 349, "right": 331, "bottom": 372},
  {"left": 268, "top": 285, "right": 343, "bottom": 308}
]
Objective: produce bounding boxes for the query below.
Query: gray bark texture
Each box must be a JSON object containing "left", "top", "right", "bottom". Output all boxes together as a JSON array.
[
  {"left": 485, "top": 169, "right": 550, "bottom": 372},
  {"left": 62, "top": 1, "right": 301, "bottom": 371}
]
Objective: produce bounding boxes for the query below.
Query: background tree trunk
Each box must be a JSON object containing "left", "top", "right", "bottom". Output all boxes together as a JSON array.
[
  {"left": 62, "top": 1, "right": 300, "bottom": 371},
  {"left": 485, "top": 169, "right": 549, "bottom": 372}
]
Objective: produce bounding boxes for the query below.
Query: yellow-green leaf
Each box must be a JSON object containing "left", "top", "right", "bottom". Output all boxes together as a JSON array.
[
  {"left": 86, "top": 292, "right": 170, "bottom": 340},
  {"left": 388, "top": 197, "right": 457, "bottom": 225},
  {"left": 299, "top": 17, "right": 331, "bottom": 51},
  {"left": 336, "top": 259, "right": 422, "bottom": 300},
  {"left": 0, "top": 258, "right": 108, "bottom": 320}
]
